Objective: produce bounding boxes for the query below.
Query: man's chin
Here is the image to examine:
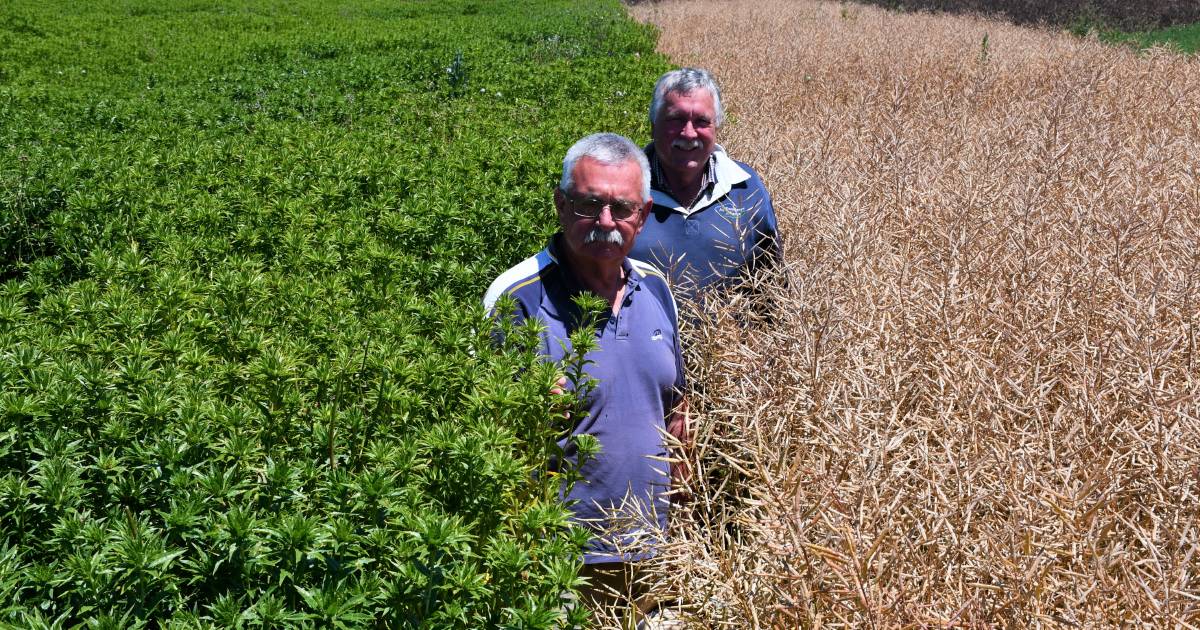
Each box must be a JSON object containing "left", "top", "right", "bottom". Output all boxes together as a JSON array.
[
  {"left": 581, "top": 243, "right": 626, "bottom": 261},
  {"left": 669, "top": 152, "right": 708, "bottom": 173}
]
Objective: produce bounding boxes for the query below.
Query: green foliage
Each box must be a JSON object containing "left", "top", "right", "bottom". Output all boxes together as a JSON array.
[
  {"left": 0, "top": 0, "right": 669, "bottom": 626},
  {"left": 1094, "top": 21, "right": 1200, "bottom": 54}
]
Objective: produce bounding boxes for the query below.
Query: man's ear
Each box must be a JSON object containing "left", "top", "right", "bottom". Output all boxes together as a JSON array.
[
  {"left": 553, "top": 188, "right": 573, "bottom": 229},
  {"left": 633, "top": 199, "right": 652, "bottom": 234}
]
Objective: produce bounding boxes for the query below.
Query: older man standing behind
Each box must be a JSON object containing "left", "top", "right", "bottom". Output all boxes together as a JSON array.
[
  {"left": 484, "top": 133, "right": 688, "bottom": 615},
  {"left": 630, "top": 67, "right": 782, "bottom": 303}
]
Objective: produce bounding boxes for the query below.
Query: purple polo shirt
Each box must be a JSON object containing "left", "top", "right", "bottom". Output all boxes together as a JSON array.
[
  {"left": 484, "top": 235, "right": 685, "bottom": 563},
  {"left": 631, "top": 146, "right": 781, "bottom": 303}
]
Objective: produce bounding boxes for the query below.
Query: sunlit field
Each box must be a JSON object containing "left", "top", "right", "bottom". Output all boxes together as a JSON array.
[
  {"left": 0, "top": 1, "right": 668, "bottom": 625},
  {"left": 1106, "top": 22, "right": 1200, "bottom": 53},
  {"left": 630, "top": 1, "right": 1200, "bottom": 626}
]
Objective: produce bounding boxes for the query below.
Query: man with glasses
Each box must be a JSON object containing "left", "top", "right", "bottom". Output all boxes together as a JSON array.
[
  {"left": 484, "top": 132, "right": 688, "bottom": 617},
  {"left": 632, "top": 67, "right": 782, "bottom": 303}
]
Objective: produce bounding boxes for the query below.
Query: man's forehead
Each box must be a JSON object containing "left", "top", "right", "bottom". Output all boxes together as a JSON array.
[
  {"left": 667, "top": 87, "right": 710, "bottom": 103},
  {"left": 662, "top": 88, "right": 715, "bottom": 110},
  {"left": 566, "top": 164, "right": 643, "bottom": 202},
  {"left": 572, "top": 157, "right": 640, "bottom": 182},
  {"left": 666, "top": 86, "right": 713, "bottom": 99}
]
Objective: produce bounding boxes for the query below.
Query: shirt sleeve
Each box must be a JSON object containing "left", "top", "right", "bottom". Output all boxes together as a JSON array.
[
  {"left": 673, "top": 320, "right": 686, "bottom": 396},
  {"left": 749, "top": 173, "right": 783, "bottom": 274},
  {"left": 483, "top": 291, "right": 533, "bottom": 349},
  {"left": 664, "top": 282, "right": 687, "bottom": 401}
]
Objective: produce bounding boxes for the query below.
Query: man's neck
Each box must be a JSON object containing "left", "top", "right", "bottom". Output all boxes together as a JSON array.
[
  {"left": 653, "top": 150, "right": 713, "bottom": 209},
  {"left": 560, "top": 246, "right": 627, "bottom": 313},
  {"left": 663, "top": 168, "right": 704, "bottom": 206}
]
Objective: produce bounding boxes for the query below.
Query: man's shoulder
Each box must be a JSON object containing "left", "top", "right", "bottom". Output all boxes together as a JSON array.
[
  {"left": 732, "top": 158, "right": 763, "bottom": 179},
  {"left": 629, "top": 257, "right": 669, "bottom": 286},
  {"left": 483, "top": 248, "right": 556, "bottom": 315},
  {"left": 628, "top": 258, "right": 679, "bottom": 321},
  {"left": 711, "top": 149, "right": 772, "bottom": 208},
  {"left": 722, "top": 155, "right": 766, "bottom": 189},
  {"left": 718, "top": 154, "right": 773, "bottom": 213}
]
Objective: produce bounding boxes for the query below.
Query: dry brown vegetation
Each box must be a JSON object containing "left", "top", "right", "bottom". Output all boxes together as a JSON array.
[
  {"left": 850, "top": 0, "right": 1200, "bottom": 31},
  {"left": 625, "top": 1, "right": 1200, "bottom": 626}
]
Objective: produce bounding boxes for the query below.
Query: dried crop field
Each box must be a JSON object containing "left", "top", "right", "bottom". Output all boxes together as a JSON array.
[{"left": 629, "top": 1, "right": 1200, "bottom": 626}]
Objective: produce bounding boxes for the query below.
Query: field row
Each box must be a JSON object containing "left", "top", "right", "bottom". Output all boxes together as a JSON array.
[
  {"left": 2, "top": 1, "right": 668, "bottom": 626},
  {"left": 632, "top": 0, "right": 1200, "bottom": 625}
]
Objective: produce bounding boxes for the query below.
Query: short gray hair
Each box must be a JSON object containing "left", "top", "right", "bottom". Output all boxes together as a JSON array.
[
  {"left": 559, "top": 133, "right": 651, "bottom": 202},
  {"left": 649, "top": 67, "right": 724, "bottom": 128}
]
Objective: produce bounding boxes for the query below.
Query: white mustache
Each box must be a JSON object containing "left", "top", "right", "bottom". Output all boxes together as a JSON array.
[
  {"left": 672, "top": 139, "right": 703, "bottom": 151},
  {"left": 584, "top": 228, "right": 624, "bottom": 246}
]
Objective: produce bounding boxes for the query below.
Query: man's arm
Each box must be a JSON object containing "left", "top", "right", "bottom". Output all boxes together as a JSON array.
[
  {"left": 747, "top": 173, "right": 783, "bottom": 277},
  {"left": 740, "top": 175, "right": 785, "bottom": 325},
  {"left": 667, "top": 395, "right": 692, "bottom": 498}
]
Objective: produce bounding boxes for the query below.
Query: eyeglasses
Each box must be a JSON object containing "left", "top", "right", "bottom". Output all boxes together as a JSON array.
[{"left": 565, "top": 193, "right": 641, "bottom": 222}]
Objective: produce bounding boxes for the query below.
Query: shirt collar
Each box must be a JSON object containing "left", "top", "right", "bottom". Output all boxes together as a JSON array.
[{"left": 646, "top": 144, "right": 751, "bottom": 216}]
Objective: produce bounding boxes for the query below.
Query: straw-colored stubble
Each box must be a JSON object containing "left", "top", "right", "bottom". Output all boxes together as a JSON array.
[{"left": 630, "top": 1, "right": 1200, "bottom": 627}]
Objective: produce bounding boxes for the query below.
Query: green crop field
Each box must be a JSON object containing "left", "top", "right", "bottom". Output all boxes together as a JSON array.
[
  {"left": 1100, "top": 22, "right": 1200, "bottom": 53},
  {"left": 0, "top": 0, "right": 668, "bottom": 626}
]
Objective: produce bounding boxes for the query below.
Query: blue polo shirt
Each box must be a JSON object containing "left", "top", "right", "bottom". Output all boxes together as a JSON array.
[
  {"left": 630, "top": 146, "right": 781, "bottom": 303},
  {"left": 484, "top": 235, "right": 685, "bottom": 563}
]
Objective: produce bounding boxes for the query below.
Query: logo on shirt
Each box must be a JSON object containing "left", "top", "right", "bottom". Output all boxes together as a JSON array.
[
  {"left": 717, "top": 202, "right": 748, "bottom": 222},
  {"left": 650, "top": 329, "right": 663, "bottom": 341}
]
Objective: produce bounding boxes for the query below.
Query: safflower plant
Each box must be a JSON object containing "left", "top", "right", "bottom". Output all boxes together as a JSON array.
[{"left": 0, "top": 0, "right": 668, "bottom": 626}]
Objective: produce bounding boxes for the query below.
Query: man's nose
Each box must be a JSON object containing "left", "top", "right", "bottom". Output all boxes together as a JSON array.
[
  {"left": 680, "top": 120, "right": 698, "bottom": 137},
  {"left": 595, "top": 205, "right": 618, "bottom": 229}
]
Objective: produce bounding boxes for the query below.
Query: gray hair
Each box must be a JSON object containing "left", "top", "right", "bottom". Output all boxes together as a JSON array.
[
  {"left": 558, "top": 132, "right": 651, "bottom": 202},
  {"left": 649, "top": 67, "right": 724, "bottom": 128}
]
